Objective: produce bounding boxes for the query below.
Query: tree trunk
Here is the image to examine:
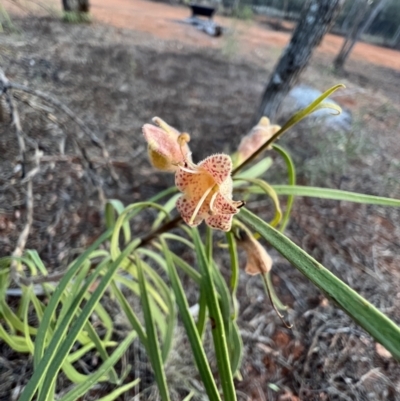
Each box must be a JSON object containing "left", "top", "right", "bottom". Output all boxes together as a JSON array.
[
  {"left": 340, "top": 0, "right": 360, "bottom": 33},
  {"left": 256, "top": 0, "right": 343, "bottom": 122},
  {"left": 334, "top": 0, "right": 368, "bottom": 69},
  {"left": 389, "top": 25, "right": 400, "bottom": 49},
  {"left": 276, "top": 0, "right": 289, "bottom": 29},
  {"left": 334, "top": 0, "right": 388, "bottom": 70},
  {"left": 62, "top": 0, "right": 90, "bottom": 13}
]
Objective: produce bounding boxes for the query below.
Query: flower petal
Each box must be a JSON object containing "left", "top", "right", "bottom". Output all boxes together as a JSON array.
[
  {"left": 205, "top": 214, "right": 233, "bottom": 232},
  {"left": 176, "top": 196, "right": 204, "bottom": 227},
  {"left": 199, "top": 154, "right": 232, "bottom": 185},
  {"left": 218, "top": 176, "right": 233, "bottom": 199},
  {"left": 143, "top": 119, "right": 191, "bottom": 172},
  {"left": 211, "top": 193, "right": 240, "bottom": 215},
  {"left": 236, "top": 229, "right": 272, "bottom": 275},
  {"left": 175, "top": 168, "right": 214, "bottom": 194}
]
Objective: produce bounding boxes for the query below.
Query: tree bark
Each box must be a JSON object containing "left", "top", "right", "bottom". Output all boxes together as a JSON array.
[
  {"left": 389, "top": 25, "right": 400, "bottom": 49},
  {"left": 256, "top": 0, "right": 343, "bottom": 123},
  {"left": 334, "top": 0, "right": 388, "bottom": 70},
  {"left": 62, "top": 0, "right": 90, "bottom": 13},
  {"left": 340, "top": 0, "right": 361, "bottom": 33}
]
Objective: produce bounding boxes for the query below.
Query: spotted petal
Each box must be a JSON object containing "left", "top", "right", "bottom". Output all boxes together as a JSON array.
[
  {"left": 205, "top": 214, "right": 233, "bottom": 232},
  {"left": 175, "top": 168, "right": 214, "bottom": 194},
  {"left": 176, "top": 196, "right": 206, "bottom": 227},
  {"left": 211, "top": 193, "right": 240, "bottom": 215},
  {"left": 199, "top": 154, "right": 232, "bottom": 185}
]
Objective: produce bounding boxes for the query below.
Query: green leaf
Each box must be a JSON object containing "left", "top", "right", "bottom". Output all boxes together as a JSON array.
[
  {"left": 232, "top": 84, "right": 345, "bottom": 175},
  {"left": 20, "top": 236, "right": 137, "bottom": 401},
  {"left": 33, "top": 229, "right": 112, "bottom": 371},
  {"left": 105, "top": 199, "right": 131, "bottom": 243},
  {"left": 152, "top": 194, "right": 181, "bottom": 229},
  {"left": 272, "top": 144, "right": 296, "bottom": 232},
  {"left": 97, "top": 378, "right": 141, "bottom": 401},
  {"left": 110, "top": 202, "right": 169, "bottom": 262},
  {"left": 161, "top": 238, "right": 221, "bottom": 401},
  {"left": 229, "top": 321, "right": 243, "bottom": 376},
  {"left": 142, "top": 247, "right": 201, "bottom": 284},
  {"left": 270, "top": 186, "right": 400, "bottom": 207},
  {"left": 226, "top": 232, "right": 239, "bottom": 320},
  {"left": 196, "top": 290, "right": 207, "bottom": 339},
  {"left": 58, "top": 332, "right": 137, "bottom": 401},
  {"left": 0, "top": 325, "right": 30, "bottom": 352},
  {"left": 110, "top": 282, "right": 146, "bottom": 344},
  {"left": 129, "top": 259, "right": 176, "bottom": 363},
  {"left": 234, "top": 157, "right": 273, "bottom": 180},
  {"left": 136, "top": 255, "right": 171, "bottom": 401},
  {"left": 192, "top": 229, "right": 237, "bottom": 401},
  {"left": 239, "top": 207, "right": 400, "bottom": 360},
  {"left": 234, "top": 177, "right": 282, "bottom": 227}
]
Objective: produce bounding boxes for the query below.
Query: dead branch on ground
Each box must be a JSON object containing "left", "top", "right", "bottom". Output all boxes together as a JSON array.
[
  {"left": 0, "top": 67, "right": 118, "bottom": 285},
  {"left": 8, "top": 81, "right": 120, "bottom": 184}
]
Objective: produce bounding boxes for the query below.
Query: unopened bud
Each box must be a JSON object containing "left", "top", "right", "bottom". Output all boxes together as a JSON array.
[{"left": 236, "top": 229, "right": 272, "bottom": 275}]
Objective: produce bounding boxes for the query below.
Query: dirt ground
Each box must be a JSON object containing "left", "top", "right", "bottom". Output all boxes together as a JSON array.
[
  {"left": 81, "top": 0, "right": 400, "bottom": 71},
  {"left": 1, "top": 1, "right": 400, "bottom": 400}
]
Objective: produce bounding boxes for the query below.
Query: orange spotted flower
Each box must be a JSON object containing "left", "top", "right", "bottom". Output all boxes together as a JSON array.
[
  {"left": 176, "top": 154, "right": 244, "bottom": 231},
  {"left": 143, "top": 118, "right": 244, "bottom": 231}
]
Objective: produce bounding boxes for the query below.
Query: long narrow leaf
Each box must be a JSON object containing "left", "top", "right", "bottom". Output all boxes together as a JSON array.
[
  {"left": 272, "top": 144, "right": 296, "bottom": 232},
  {"left": 33, "top": 229, "right": 112, "bottom": 370},
  {"left": 235, "top": 177, "right": 282, "bottom": 227},
  {"left": 136, "top": 255, "right": 171, "bottom": 401},
  {"left": 192, "top": 229, "right": 237, "bottom": 401},
  {"left": 270, "top": 185, "right": 400, "bottom": 207},
  {"left": 232, "top": 85, "right": 344, "bottom": 174},
  {"left": 97, "top": 379, "right": 141, "bottom": 401},
  {"left": 110, "top": 282, "right": 147, "bottom": 344},
  {"left": 239, "top": 207, "right": 400, "bottom": 360},
  {"left": 58, "top": 332, "right": 137, "bottom": 401},
  {"left": 20, "top": 237, "right": 137, "bottom": 401},
  {"left": 161, "top": 238, "right": 221, "bottom": 401},
  {"left": 110, "top": 203, "right": 169, "bottom": 262}
]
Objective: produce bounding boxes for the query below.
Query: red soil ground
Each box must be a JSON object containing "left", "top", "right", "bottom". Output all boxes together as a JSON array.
[
  {"left": 6, "top": 0, "right": 400, "bottom": 70},
  {"left": 89, "top": 0, "right": 400, "bottom": 71}
]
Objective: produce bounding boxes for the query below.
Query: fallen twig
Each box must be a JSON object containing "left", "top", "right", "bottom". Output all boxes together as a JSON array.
[
  {"left": 8, "top": 81, "right": 120, "bottom": 184},
  {"left": 1, "top": 68, "right": 39, "bottom": 285}
]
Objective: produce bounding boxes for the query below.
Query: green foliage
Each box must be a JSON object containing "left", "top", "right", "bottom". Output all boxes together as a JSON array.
[
  {"left": 232, "top": 5, "right": 254, "bottom": 20},
  {"left": 0, "top": 2, "right": 16, "bottom": 32},
  {"left": 1, "top": 85, "right": 400, "bottom": 400},
  {"left": 63, "top": 11, "right": 91, "bottom": 24}
]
